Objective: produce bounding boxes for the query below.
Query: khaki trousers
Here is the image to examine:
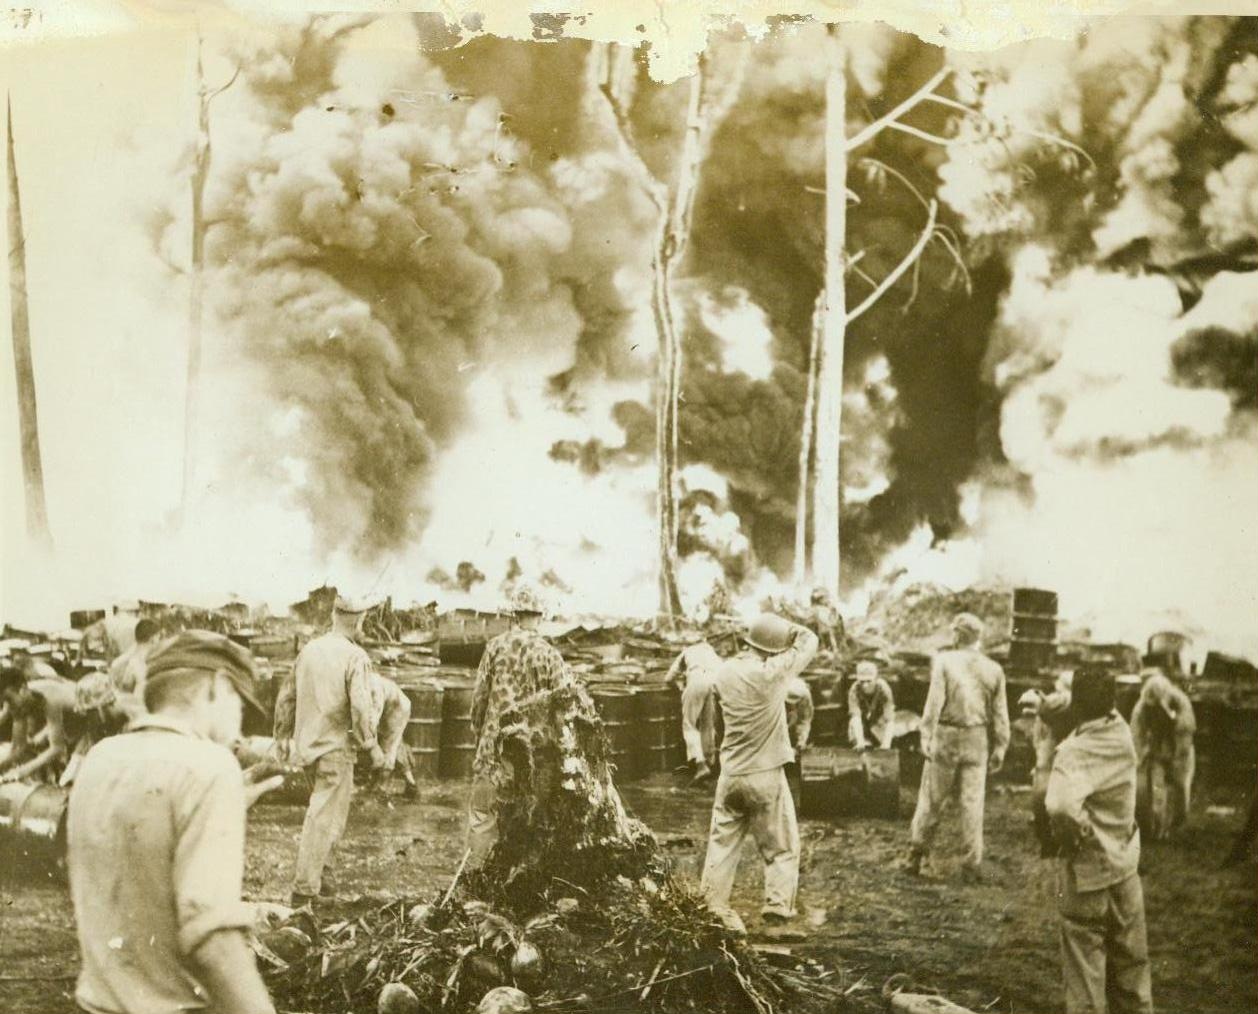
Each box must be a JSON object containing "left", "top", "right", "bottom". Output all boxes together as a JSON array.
[
  {"left": 294, "top": 749, "right": 354, "bottom": 895},
  {"left": 467, "top": 775, "right": 498, "bottom": 868},
  {"left": 1137, "top": 731, "right": 1194, "bottom": 840},
  {"left": 699, "top": 767, "right": 800, "bottom": 928},
  {"left": 1058, "top": 869, "right": 1153, "bottom": 1014},
  {"left": 910, "top": 725, "right": 988, "bottom": 869}
]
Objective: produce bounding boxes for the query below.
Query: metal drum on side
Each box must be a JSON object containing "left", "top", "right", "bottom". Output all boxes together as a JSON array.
[{"left": 0, "top": 782, "right": 69, "bottom": 878}]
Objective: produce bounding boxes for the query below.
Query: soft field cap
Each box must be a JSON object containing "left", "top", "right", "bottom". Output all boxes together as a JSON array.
[{"left": 145, "top": 630, "right": 265, "bottom": 714}]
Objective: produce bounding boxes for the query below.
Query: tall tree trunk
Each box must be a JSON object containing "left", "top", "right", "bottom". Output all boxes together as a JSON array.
[
  {"left": 811, "top": 29, "right": 847, "bottom": 602},
  {"left": 793, "top": 293, "right": 824, "bottom": 590},
  {"left": 179, "top": 41, "right": 213, "bottom": 529},
  {"left": 6, "top": 95, "right": 52, "bottom": 549}
]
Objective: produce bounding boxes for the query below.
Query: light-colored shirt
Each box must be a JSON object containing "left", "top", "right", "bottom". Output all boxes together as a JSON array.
[
  {"left": 785, "top": 676, "right": 814, "bottom": 749},
  {"left": 848, "top": 678, "right": 896, "bottom": 748},
  {"left": 108, "top": 643, "right": 149, "bottom": 696},
  {"left": 919, "top": 648, "right": 1010, "bottom": 758},
  {"left": 673, "top": 643, "right": 723, "bottom": 766},
  {"left": 712, "top": 628, "right": 818, "bottom": 776},
  {"left": 1130, "top": 673, "right": 1196, "bottom": 762},
  {"left": 67, "top": 715, "right": 255, "bottom": 1014},
  {"left": 369, "top": 672, "right": 408, "bottom": 729},
  {"left": 1046, "top": 712, "right": 1141, "bottom": 891},
  {"left": 291, "top": 633, "right": 377, "bottom": 765}
]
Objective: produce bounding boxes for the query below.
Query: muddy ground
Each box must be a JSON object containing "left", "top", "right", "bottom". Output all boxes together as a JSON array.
[{"left": 2, "top": 774, "right": 1254, "bottom": 1014}]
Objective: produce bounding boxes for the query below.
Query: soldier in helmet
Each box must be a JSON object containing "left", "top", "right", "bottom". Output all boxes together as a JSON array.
[
  {"left": 467, "top": 583, "right": 568, "bottom": 867},
  {"left": 698, "top": 612, "right": 818, "bottom": 935}
]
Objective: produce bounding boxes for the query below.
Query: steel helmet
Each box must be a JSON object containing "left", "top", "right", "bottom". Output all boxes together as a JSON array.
[
  {"left": 509, "top": 584, "right": 546, "bottom": 616},
  {"left": 744, "top": 613, "right": 793, "bottom": 654}
]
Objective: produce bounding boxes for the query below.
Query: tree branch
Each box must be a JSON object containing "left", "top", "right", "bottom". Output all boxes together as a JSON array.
[
  {"left": 846, "top": 199, "right": 938, "bottom": 325},
  {"left": 845, "top": 66, "right": 951, "bottom": 152},
  {"left": 887, "top": 120, "right": 952, "bottom": 146},
  {"left": 856, "top": 157, "right": 930, "bottom": 213}
]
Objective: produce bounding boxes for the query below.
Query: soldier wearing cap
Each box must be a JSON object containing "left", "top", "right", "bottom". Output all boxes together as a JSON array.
[
  {"left": 698, "top": 612, "right": 818, "bottom": 936},
  {"left": 66, "top": 631, "right": 281, "bottom": 1014},
  {"left": 467, "top": 584, "right": 567, "bottom": 866},
  {"left": 848, "top": 660, "right": 896, "bottom": 750},
  {"left": 907, "top": 611, "right": 1010, "bottom": 881},
  {"left": 278, "top": 596, "right": 384, "bottom": 906}
]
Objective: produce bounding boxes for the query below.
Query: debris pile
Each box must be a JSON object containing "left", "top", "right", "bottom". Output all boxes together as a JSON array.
[
  {"left": 261, "top": 657, "right": 853, "bottom": 1014},
  {"left": 857, "top": 584, "right": 1012, "bottom": 651}
]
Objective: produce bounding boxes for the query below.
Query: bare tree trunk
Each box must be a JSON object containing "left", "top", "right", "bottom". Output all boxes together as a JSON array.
[
  {"left": 178, "top": 41, "right": 213, "bottom": 529},
  {"left": 793, "top": 294, "right": 824, "bottom": 590},
  {"left": 6, "top": 95, "right": 52, "bottom": 549},
  {"left": 594, "top": 45, "right": 744, "bottom": 625},
  {"left": 811, "top": 29, "right": 847, "bottom": 602}
]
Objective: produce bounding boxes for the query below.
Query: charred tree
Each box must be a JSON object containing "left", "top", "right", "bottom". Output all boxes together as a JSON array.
[
  {"left": 801, "top": 37, "right": 963, "bottom": 600},
  {"left": 178, "top": 39, "right": 239, "bottom": 528},
  {"left": 594, "top": 44, "right": 744, "bottom": 625},
  {"left": 5, "top": 95, "right": 52, "bottom": 549}
]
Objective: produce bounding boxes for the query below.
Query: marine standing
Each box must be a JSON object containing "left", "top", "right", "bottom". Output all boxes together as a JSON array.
[{"left": 907, "top": 612, "right": 1010, "bottom": 881}]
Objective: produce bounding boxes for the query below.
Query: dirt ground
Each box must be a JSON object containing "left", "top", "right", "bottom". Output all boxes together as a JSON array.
[{"left": 2, "top": 773, "right": 1254, "bottom": 1014}]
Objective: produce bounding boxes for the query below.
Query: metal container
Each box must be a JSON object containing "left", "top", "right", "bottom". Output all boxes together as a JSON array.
[
  {"left": 439, "top": 680, "right": 477, "bottom": 780},
  {"left": 251, "top": 633, "right": 297, "bottom": 660},
  {"left": 1012, "top": 587, "right": 1058, "bottom": 616},
  {"left": 69, "top": 609, "right": 106, "bottom": 631},
  {"left": 636, "top": 684, "right": 684, "bottom": 775},
  {"left": 0, "top": 782, "right": 68, "bottom": 875},
  {"left": 799, "top": 747, "right": 899, "bottom": 819},
  {"left": 590, "top": 686, "right": 640, "bottom": 781},
  {"left": 1009, "top": 639, "right": 1057, "bottom": 670},
  {"left": 1011, "top": 614, "right": 1057, "bottom": 641},
  {"left": 400, "top": 681, "right": 444, "bottom": 780}
]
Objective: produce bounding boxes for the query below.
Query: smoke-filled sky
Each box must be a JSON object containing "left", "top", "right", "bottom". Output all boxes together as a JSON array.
[{"left": 1, "top": 13, "right": 1256, "bottom": 655}]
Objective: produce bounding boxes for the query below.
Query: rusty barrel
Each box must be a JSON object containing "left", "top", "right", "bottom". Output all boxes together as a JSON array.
[
  {"left": 1010, "top": 586, "right": 1059, "bottom": 673},
  {"left": 803, "top": 669, "right": 843, "bottom": 745},
  {"left": 400, "top": 680, "right": 444, "bottom": 780},
  {"left": 439, "top": 679, "right": 477, "bottom": 780},
  {"left": 0, "top": 782, "right": 69, "bottom": 877},
  {"left": 636, "top": 683, "right": 684, "bottom": 775},
  {"left": 800, "top": 747, "right": 899, "bottom": 820},
  {"left": 590, "top": 686, "right": 640, "bottom": 782}
]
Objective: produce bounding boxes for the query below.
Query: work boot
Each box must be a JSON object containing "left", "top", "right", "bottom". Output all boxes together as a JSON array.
[
  {"left": 402, "top": 781, "right": 419, "bottom": 801},
  {"left": 960, "top": 865, "right": 985, "bottom": 885},
  {"left": 903, "top": 849, "right": 924, "bottom": 877}
]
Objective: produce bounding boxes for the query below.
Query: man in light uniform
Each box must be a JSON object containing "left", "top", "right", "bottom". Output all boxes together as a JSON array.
[
  {"left": 278, "top": 596, "right": 384, "bottom": 906},
  {"left": 1021, "top": 671, "right": 1075, "bottom": 856},
  {"left": 667, "top": 639, "right": 723, "bottom": 782},
  {"left": 107, "top": 619, "right": 160, "bottom": 697},
  {"left": 1129, "top": 666, "right": 1195, "bottom": 839},
  {"left": 907, "top": 611, "right": 1010, "bottom": 881},
  {"left": 368, "top": 671, "right": 418, "bottom": 799},
  {"left": 699, "top": 612, "right": 818, "bottom": 935},
  {"left": 1046, "top": 666, "right": 1152, "bottom": 1014},
  {"left": 67, "top": 631, "right": 283, "bottom": 1014},
  {"left": 468, "top": 584, "right": 567, "bottom": 866},
  {"left": 848, "top": 660, "right": 896, "bottom": 750}
]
